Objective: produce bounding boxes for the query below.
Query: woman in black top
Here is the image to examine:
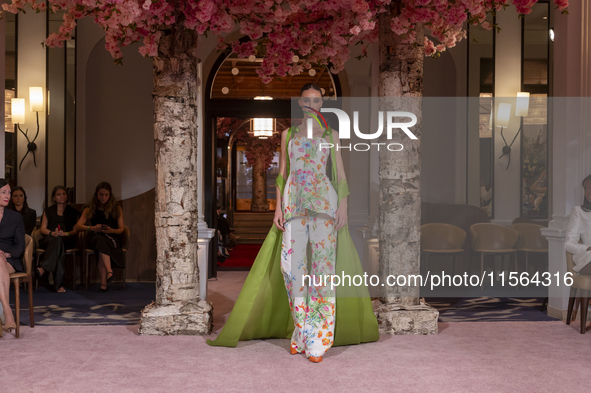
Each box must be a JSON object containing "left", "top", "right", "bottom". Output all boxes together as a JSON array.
[
  {"left": 8, "top": 186, "right": 37, "bottom": 235},
  {"left": 0, "top": 179, "right": 25, "bottom": 333},
  {"left": 36, "top": 186, "right": 80, "bottom": 293},
  {"left": 75, "top": 182, "right": 125, "bottom": 292}
]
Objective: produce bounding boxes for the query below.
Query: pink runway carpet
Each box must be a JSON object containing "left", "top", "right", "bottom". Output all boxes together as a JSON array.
[{"left": 3, "top": 321, "right": 591, "bottom": 392}]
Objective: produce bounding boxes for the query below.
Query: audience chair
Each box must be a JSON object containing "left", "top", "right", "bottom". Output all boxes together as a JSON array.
[
  {"left": 470, "top": 223, "right": 520, "bottom": 289},
  {"left": 33, "top": 228, "right": 81, "bottom": 291},
  {"left": 421, "top": 223, "right": 466, "bottom": 273},
  {"left": 84, "top": 225, "right": 129, "bottom": 290},
  {"left": 565, "top": 252, "right": 591, "bottom": 334},
  {"left": 9, "top": 234, "right": 35, "bottom": 338},
  {"left": 512, "top": 223, "right": 548, "bottom": 273}
]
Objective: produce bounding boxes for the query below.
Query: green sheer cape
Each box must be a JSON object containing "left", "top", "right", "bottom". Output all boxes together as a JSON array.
[{"left": 207, "top": 127, "right": 379, "bottom": 348}]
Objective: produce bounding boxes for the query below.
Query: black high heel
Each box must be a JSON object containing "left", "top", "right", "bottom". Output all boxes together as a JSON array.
[
  {"left": 100, "top": 284, "right": 107, "bottom": 293},
  {"left": 106, "top": 271, "right": 114, "bottom": 283}
]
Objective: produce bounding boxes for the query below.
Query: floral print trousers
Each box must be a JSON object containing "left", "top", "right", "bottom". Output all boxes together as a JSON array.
[{"left": 281, "top": 211, "right": 336, "bottom": 358}]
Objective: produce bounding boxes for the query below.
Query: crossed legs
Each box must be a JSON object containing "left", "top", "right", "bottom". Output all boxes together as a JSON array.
[{"left": 97, "top": 252, "right": 113, "bottom": 289}]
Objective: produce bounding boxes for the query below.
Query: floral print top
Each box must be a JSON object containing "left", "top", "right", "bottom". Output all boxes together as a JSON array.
[{"left": 283, "top": 136, "right": 338, "bottom": 220}]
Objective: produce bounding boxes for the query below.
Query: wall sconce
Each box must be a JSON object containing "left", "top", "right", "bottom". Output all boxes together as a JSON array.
[
  {"left": 11, "top": 86, "right": 44, "bottom": 170},
  {"left": 497, "top": 93, "right": 530, "bottom": 170}
]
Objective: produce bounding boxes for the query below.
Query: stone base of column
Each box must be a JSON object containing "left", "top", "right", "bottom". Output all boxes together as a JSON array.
[
  {"left": 139, "top": 299, "right": 213, "bottom": 336},
  {"left": 373, "top": 299, "right": 439, "bottom": 335}
]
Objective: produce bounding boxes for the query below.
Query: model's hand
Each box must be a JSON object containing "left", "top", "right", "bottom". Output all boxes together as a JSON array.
[
  {"left": 274, "top": 208, "right": 286, "bottom": 232},
  {"left": 56, "top": 230, "right": 67, "bottom": 237},
  {"left": 334, "top": 203, "right": 348, "bottom": 231}
]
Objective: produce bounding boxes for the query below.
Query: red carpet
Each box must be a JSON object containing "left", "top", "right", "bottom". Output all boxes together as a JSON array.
[{"left": 218, "top": 244, "right": 262, "bottom": 270}]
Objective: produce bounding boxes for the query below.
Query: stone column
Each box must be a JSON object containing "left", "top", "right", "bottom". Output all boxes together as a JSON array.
[
  {"left": 139, "top": 29, "right": 212, "bottom": 335},
  {"left": 372, "top": 12, "right": 438, "bottom": 335}
]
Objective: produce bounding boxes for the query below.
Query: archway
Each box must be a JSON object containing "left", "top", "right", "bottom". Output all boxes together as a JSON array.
[{"left": 204, "top": 45, "right": 342, "bottom": 278}]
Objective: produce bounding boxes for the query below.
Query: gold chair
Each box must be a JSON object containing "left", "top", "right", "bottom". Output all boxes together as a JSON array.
[
  {"left": 421, "top": 223, "right": 466, "bottom": 273},
  {"left": 33, "top": 228, "right": 81, "bottom": 290},
  {"left": 470, "top": 223, "right": 520, "bottom": 288},
  {"left": 8, "top": 234, "right": 35, "bottom": 338},
  {"left": 565, "top": 252, "right": 591, "bottom": 334},
  {"left": 84, "top": 225, "right": 129, "bottom": 290},
  {"left": 512, "top": 223, "right": 548, "bottom": 273}
]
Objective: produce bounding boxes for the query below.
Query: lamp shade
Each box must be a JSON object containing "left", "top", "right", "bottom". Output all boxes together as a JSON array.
[
  {"left": 11, "top": 98, "right": 25, "bottom": 124},
  {"left": 496, "top": 103, "right": 511, "bottom": 127},
  {"left": 515, "top": 92, "right": 530, "bottom": 117},
  {"left": 253, "top": 118, "right": 273, "bottom": 137},
  {"left": 29, "top": 86, "right": 44, "bottom": 112}
]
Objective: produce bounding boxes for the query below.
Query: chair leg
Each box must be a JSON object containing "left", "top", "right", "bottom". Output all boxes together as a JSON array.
[
  {"left": 525, "top": 252, "right": 529, "bottom": 275},
  {"left": 85, "top": 253, "right": 90, "bottom": 291},
  {"left": 28, "top": 277, "right": 34, "bottom": 328},
  {"left": 580, "top": 291, "right": 589, "bottom": 334},
  {"left": 71, "top": 252, "right": 75, "bottom": 291},
  {"left": 13, "top": 278, "right": 20, "bottom": 338},
  {"left": 567, "top": 287, "right": 577, "bottom": 325},
  {"left": 123, "top": 267, "right": 126, "bottom": 290},
  {"left": 573, "top": 296, "right": 581, "bottom": 321},
  {"left": 36, "top": 253, "right": 41, "bottom": 291},
  {"left": 480, "top": 253, "right": 484, "bottom": 289}
]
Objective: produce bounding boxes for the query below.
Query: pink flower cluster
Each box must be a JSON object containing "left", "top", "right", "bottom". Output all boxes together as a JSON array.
[
  {"left": 234, "top": 127, "right": 281, "bottom": 171},
  {"left": 1, "top": 0, "right": 569, "bottom": 76}
]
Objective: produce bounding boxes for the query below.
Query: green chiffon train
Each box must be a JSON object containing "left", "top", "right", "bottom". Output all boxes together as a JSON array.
[
  {"left": 206, "top": 183, "right": 379, "bottom": 347},
  {"left": 207, "top": 127, "right": 379, "bottom": 348}
]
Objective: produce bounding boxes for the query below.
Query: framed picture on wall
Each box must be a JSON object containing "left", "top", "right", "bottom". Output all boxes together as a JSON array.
[{"left": 520, "top": 95, "right": 548, "bottom": 219}]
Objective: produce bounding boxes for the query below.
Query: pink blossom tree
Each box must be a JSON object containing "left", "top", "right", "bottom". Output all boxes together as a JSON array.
[{"left": 1, "top": 0, "right": 569, "bottom": 335}]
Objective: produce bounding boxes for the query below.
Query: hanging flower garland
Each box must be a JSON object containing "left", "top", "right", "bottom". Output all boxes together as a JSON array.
[
  {"left": 1, "top": 1, "right": 569, "bottom": 82},
  {"left": 216, "top": 117, "right": 246, "bottom": 139}
]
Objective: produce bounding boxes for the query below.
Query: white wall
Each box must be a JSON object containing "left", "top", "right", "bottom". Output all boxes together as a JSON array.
[
  {"left": 77, "top": 19, "right": 154, "bottom": 202},
  {"left": 16, "top": 11, "right": 46, "bottom": 214}
]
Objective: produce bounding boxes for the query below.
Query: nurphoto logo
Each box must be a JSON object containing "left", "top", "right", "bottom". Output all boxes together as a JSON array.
[{"left": 303, "top": 106, "right": 418, "bottom": 152}]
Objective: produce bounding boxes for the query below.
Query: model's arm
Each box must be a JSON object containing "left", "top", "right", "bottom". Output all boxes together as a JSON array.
[
  {"left": 565, "top": 207, "right": 591, "bottom": 254},
  {"left": 333, "top": 129, "right": 348, "bottom": 231},
  {"left": 273, "top": 129, "right": 288, "bottom": 231}
]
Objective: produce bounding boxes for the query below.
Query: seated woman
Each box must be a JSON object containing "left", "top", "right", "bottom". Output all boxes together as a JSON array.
[
  {"left": 36, "top": 186, "right": 80, "bottom": 293},
  {"left": 74, "top": 182, "right": 125, "bottom": 292},
  {"left": 0, "top": 179, "right": 25, "bottom": 334},
  {"left": 565, "top": 174, "right": 591, "bottom": 274},
  {"left": 8, "top": 186, "right": 37, "bottom": 235}
]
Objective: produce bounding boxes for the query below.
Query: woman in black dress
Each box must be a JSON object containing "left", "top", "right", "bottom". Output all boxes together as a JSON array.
[
  {"left": 8, "top": 186, "right": 37, "bottom": 235},
  {"left": 36, "top": 186, "right": 80, "bottom": 293},
  {"left": 0, "top": 179, "right": 25, "bottom": 333},
  {"left": 75, "top": 182, "right": 125, "bottom": 292}
]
